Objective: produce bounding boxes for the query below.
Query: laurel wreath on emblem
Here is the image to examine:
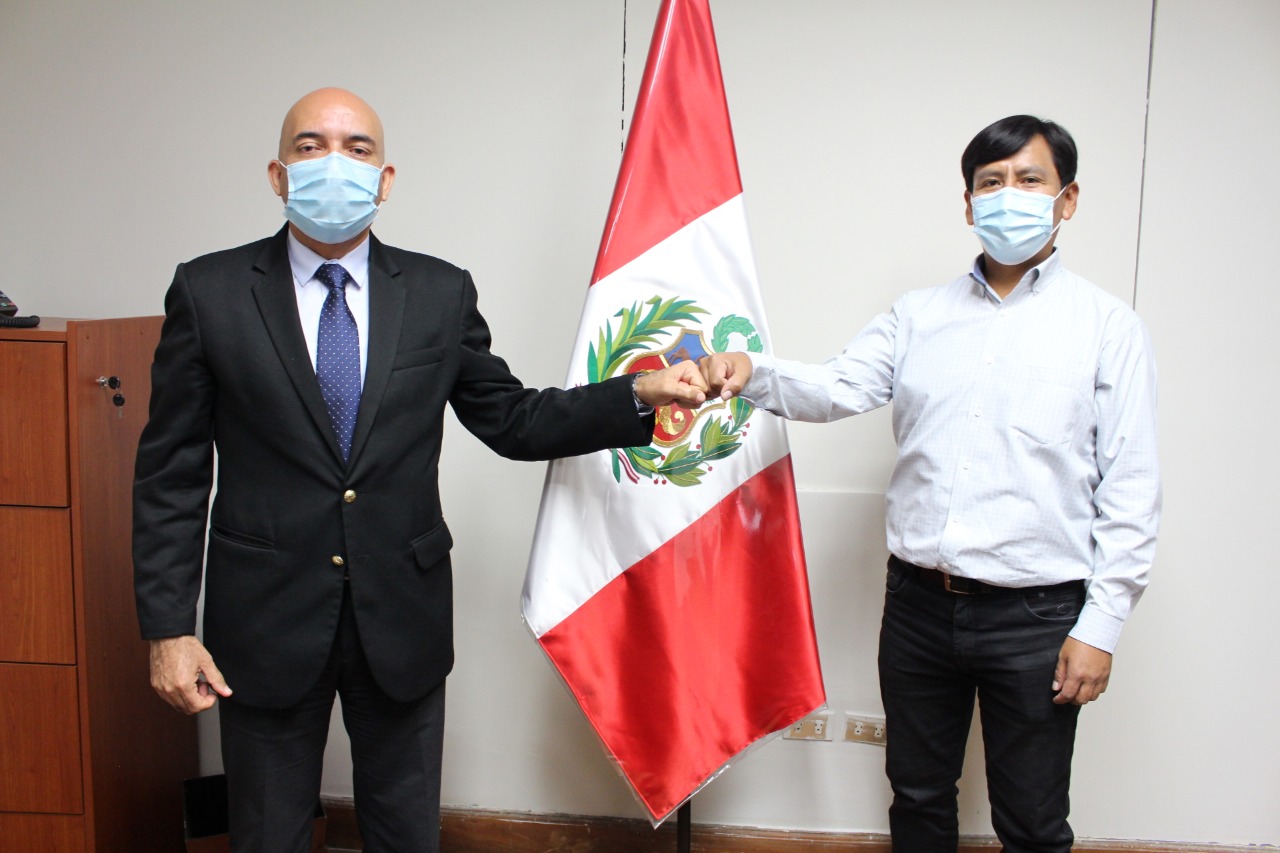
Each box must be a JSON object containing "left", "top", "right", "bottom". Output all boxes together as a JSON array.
[{"left": 588, "top": 295, "right": 763, "bottom": 487}]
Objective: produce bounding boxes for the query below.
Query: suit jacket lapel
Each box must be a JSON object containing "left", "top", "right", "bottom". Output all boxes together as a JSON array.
[
  {"left": 348, "top": 234, "right": 404, "bottom": 467},
  {"left": 251, "top": 228, "right": 348, "bottom": 466}
]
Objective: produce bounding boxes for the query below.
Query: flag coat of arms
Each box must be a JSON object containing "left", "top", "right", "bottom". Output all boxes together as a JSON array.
[{"left": 523, "top": 0, "right": 825, "bottom": 823}]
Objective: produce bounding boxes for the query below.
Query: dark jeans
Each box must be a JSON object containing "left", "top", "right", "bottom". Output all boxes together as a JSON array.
[
  {"left": 219, "top": 588, "right": 446, "bottom": 853},
  {"left": 879, "top": 557, "right": 1083, "bottom": 853}
]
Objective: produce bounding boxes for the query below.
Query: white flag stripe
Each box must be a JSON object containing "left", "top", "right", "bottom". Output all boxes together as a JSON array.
[
  {"left": 522, "top": 196, "right": 789, "bottom": 637},
  {"left": 569, "top": 196, "right": 776, "bottom": 381}
]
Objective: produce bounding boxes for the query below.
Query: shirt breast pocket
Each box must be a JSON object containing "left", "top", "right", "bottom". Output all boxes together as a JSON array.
[{"left": 1010, "top": 370, "right": 1088, "bottom": 446}]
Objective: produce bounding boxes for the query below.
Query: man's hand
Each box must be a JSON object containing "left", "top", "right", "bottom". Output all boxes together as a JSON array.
[
  {"left": 634, "top": 360, "right": 708, "bottom": 408},
  {"left": 149, "top": 635, "right": 232, "bottom": 714},
  {"left": 698, "top": 352, "right": 753, "bottom": 401},
  {"left": 1052, "top": 636, "right": 1111, "bottom": 706}
]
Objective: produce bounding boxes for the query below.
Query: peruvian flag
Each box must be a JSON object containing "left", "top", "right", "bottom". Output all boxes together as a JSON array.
[{"left": 523, "top": 0, "right": 825, "bottom": 824}]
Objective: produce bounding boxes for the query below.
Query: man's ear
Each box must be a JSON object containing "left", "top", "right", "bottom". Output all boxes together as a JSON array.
[
  {"left": 377, "top": 164, "right": 397, "bottom": 205},
  {"left": 1059, "top": 181, "right": 1080, "bottom": 222},
  {"left": 964, "top": 189, "right": 974, "bottom": 227},
  {"left": 268, "top": 160, "right": 288, "bottom": 202}
]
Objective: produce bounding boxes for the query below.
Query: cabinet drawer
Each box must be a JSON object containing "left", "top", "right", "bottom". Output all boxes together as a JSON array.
[
  {"left": 0, "top": 812, "right": 85, "bottom": 852},
  {"left": 0, "top": 340, "right": 69, "bottom": 507},
  {"left": 0, "top": 507, "right": 75, "bottom": 664},
  {"left": 0, "top": 663, "right": 83, "bottom": 814}
]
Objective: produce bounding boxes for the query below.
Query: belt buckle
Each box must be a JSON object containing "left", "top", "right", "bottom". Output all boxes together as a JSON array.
[{"left": 942, "top": 573, "right": 973, "bottom": 595}]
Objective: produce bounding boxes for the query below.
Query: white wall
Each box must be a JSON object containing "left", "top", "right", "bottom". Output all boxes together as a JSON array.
[
  {"left": 1110, "top": 0, "right": 1280, "bottom": 841},
  {"left": 2, "top": 0, "right": 1275, "bottom": 846}
]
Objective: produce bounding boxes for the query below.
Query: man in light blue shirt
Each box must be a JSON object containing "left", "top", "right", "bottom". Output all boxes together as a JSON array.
[{"left": 701, "top": 115, "right": 1160, "bottom": 853}]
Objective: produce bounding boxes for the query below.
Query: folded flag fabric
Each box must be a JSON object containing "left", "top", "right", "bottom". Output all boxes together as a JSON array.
[{"left": 523, "top": 0, "right": 825, "bottom": 824}]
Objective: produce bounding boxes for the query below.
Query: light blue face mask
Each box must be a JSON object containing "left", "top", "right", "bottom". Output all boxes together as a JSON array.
[
  {"left": 281, "top": 153, "right": 383, "bottom": 244},
  {"left": 971, "top": 185, "right": 1067, "bottom": 265}
]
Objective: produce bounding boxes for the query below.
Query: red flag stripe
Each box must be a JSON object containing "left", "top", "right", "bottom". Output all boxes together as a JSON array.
[
  {"left": 590, "top": 0, "right": 742, "bottom": 285},
  {"left": 537, "top": 457, "right": 824, "bottom": 820}
]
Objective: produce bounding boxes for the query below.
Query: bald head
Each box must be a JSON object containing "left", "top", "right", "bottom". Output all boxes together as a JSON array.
[
  {"left": 267, "top": 87, "right": 397, "bottom": 257},
  {"left": 277, "top": 87, "right": 387, "bottom": 164}
]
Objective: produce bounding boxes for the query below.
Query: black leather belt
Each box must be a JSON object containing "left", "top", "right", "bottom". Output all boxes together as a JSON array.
[{"left": 890, "top": 554, "right": 1083, "bottom": 597}]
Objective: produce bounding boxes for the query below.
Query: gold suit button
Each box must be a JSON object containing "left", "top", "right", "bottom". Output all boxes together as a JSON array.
[
  {"left": 331, "top": 555, "right": 345, "bottom": 567},
  {"left": 343, "top": 490, "right": 357, "bottom": 504}
]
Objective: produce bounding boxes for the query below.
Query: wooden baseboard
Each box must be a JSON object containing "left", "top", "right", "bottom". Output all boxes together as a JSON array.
[{"left": 320, "top": 799, "right": 1252, "bottom": 853}]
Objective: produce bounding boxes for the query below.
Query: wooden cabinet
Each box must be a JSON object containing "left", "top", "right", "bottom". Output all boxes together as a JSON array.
[{"left": 0, "top": 318, "right": 198, "bottom": 852}]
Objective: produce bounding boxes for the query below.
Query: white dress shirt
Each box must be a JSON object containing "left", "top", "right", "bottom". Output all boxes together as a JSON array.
[
  {"left": 287, "top": 231, "right": 371, "bottom": 382},
  {"left": 742, "top": 252, "right": 1160, "bottom": 653}
]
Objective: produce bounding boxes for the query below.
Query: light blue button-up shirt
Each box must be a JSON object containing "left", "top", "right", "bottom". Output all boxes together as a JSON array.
[{"left": 743, "top": 252, "right": 1161, "bottom": 653}]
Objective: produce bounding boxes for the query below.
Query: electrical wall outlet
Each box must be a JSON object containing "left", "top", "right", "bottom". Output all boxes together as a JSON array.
[
  {"left": 844, "top": 713, "right": 887, "bottom": 747},
  {"left": 783, "top": 713, "right": 832, "bottom": 741}
]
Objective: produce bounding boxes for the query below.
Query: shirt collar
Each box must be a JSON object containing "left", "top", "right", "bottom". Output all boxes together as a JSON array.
[
  {"left": 286, "top": 230, "right": 371, "bottom": 290},
  {"left": 969, "top": 249, "right": 1063, "bottom": 301}
]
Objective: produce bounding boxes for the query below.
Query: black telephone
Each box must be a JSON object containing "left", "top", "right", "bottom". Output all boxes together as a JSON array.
[{"left": 0, "top": 290, "right": 40, "bottom": 328}]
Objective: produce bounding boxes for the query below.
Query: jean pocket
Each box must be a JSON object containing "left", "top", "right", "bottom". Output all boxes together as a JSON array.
[
  {"left": 885, "top": 557, "right": 910, "bottom": 594},
  {"left": 1020, "top": 586, "right": 1084, "bottom": 623}
]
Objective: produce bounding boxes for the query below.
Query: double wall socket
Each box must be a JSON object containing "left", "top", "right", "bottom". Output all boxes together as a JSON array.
[
  {"left": 783, "top": 712, "right": 887, "bottom": 746},
  {"left": 784, "top": 712, "right": 832, "bottom": 741},
  {"left": 844, "top": 713, "right": 887, "bottom": 747}
]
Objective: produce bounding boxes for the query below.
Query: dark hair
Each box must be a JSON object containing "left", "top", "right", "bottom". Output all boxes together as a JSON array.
[{"left": 961, "top": 115, "right": 1078, "bottom": 191}]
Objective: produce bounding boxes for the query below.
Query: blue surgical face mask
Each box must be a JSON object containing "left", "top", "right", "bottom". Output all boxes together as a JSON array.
[
  {"left": 970, "top": 185, "right": 1067, "bottom": 265},
  {"left": 281, "top": 153, "right": 384, "bottom": 244}
]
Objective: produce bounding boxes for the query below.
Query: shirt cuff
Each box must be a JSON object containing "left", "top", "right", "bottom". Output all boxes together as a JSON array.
[
  {"left": 738, "top": 352, "right": 772, "bottom": 404},
  {"left": 1068, "top": 603, "right": 1124, "bottom": 654}
]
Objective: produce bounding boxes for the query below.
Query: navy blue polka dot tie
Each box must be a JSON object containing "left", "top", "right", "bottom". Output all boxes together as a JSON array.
[{"left": 315, "top": 263, "right": 361, "bottom": 463}]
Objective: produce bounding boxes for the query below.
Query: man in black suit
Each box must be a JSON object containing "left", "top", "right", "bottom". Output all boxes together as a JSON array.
[{"left": 133, "top": 87, "right": 707, "bottom": 853}]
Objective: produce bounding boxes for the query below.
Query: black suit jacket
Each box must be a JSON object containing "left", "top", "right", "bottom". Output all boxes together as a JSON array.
[{"left": 134, "top": 227, "right": 652, "bottom": 708}]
